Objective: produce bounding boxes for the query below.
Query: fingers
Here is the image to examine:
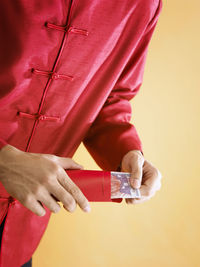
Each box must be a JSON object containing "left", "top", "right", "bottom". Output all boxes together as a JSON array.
[
  {"left": 37, "top": 187, "right": 61, "bottom": 214},
  {"left": 1, "top": 148, "right": 87, "bottom": 216},
  {"left": 21, "top": 195, "right": 46, "bottom": 217},
  {"left": 128, "top": 183, "right": 161, "bottom": 205},
  {"left": 36, "top": 156, "right": 89, "bottom": 213},
  {"left": 125, "top": 196, "right": 151, "bottom": 205},
  {"left": 21, "top": 180, "right": 79, "bottom": 215},
  {"left": 51, "top": 156, "right": 84, "bottom": 170},
  {"left": 140, "top": 179, "right": 159, "bottom": 198},
  {"left": 126, "top": 167, "right": 162, "bottom": 205},
  {"left": 56, "top": 168, "right": 91, "bottom": 213},
  {"left": 129, "top": 152, "right": 144, "bottom": 189},
  {"left": 41, "top": 155, "right": 88, "bottom": 213},
  {"left": 142, "top": 167, "right": 162, "bottom": 195},
  {"left": 49, "top": 181, "right": 77, "bottom": 212},
  {"left": 22, "top": 187, "right": 62, "bottom": 216}
]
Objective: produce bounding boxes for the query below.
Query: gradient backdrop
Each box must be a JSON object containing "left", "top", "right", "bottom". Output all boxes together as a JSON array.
[{"left": 34, "top": 0, "right": 200, "bottom": 266}]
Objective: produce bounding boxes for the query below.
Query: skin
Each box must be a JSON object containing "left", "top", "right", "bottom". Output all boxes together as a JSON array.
[
  {"left": 0, "top": 144, "right": 91, "bottom": 216},
  {"left": 121, "top": 150, "right": 162, "bottom": 204},
  {"left": 0, "top": 145, "right": 162, "bottom": 217}
]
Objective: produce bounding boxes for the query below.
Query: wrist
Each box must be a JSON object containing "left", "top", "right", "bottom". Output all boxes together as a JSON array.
[
  {"left": 0, "top": 144, "right": 20, "bottom": 157},
  {"left": 0, "top": 145, "right": 21, "bottom": 178},
  {"left": 0, "top": 144, "right": 21, "bottom": 182}
]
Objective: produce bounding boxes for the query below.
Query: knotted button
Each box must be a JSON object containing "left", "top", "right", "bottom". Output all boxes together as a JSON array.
[
  {"left": 51, "top": 73, "right": 59, "bottom": 80},
  {"left": 38, "top": 114, "right": 46, "bottom": 121},
  {"left": 45, "top": 22, "right": 89, "bottom": 36}
]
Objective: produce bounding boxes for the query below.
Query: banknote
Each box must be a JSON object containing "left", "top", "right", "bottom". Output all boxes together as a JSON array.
[{"left": 111, "top": 171, "right": 141, "bottom": 199}]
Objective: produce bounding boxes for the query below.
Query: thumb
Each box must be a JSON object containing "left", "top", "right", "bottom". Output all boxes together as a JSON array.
[
  {"left": 130, "top": 157, "right": 144, "bottom": 189},
  {"left": 54, "top": 156, "right": 84, "bottom": 170}
]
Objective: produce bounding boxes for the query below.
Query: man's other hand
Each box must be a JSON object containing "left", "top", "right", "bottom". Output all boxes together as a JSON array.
[
  {"left": 121, "top": 150, "right": 162, "bottom": 204},
  {"left": 0, "top": 144, "right": 91, "bottom": 216}
]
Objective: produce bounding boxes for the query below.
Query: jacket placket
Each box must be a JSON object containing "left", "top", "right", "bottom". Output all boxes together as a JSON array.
[
  {"left": 18, "top": 2, "right": 89, "bottom": 152},
  {"left": 0, "top": 2, "right": 89, "bottom": 266}
]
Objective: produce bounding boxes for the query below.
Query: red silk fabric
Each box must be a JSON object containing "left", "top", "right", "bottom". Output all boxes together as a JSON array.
[{"left": 0, "top": 0, "right": 162, "bottom": 266}]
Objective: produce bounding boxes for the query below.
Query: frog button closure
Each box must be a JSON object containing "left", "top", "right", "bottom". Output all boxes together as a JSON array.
[{"left": 45, "top": 21, "right": 89, "bottom": 36}]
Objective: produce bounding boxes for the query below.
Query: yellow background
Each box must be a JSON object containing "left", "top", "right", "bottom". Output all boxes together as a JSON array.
[{"left": 34, "top": 1, "right": 200, "bottom": 266}]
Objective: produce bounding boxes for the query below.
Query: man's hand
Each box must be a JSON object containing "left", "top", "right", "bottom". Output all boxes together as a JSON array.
[
  {"left": 121, "top": 150, "right": 162, "bottom": 204},
  {"left": 0, "top": 144, "right": 91, "bottom": 216}
]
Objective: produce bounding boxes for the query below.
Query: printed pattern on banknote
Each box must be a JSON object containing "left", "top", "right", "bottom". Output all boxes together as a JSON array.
[{"left": 111, "top": 171, "right": 141, "bottom": 199}]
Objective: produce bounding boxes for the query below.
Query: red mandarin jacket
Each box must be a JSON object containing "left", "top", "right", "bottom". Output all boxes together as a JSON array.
[{"left": 0, "top": 0, "right": 162, "bottom": 266}]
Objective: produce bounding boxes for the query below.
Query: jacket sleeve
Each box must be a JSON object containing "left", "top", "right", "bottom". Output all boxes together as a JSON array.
[{"left": 83, "top": 0, "right": 162, "bottom": 171}]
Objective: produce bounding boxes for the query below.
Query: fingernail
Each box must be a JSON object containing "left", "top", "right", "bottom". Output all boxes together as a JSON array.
[
  {"left": 132, "top": 179, "right": 140, "bottom": 188},
  {"left": 54, "top": 206, "right": 61, "bottom": 213},
  {"left": 40, "top": 210, "right": 46, "bottom": 217},
  {"left": 83, "top": 206, "right": 91, "bottom": 213}
]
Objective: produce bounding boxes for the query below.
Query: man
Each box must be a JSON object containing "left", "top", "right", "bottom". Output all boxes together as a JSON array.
[{"left": 0, "top": 0, "right": 162, "bottom": 266}]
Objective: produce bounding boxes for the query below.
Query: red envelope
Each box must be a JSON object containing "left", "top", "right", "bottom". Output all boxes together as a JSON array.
[{"left": 66, "top": 169, "right": 122, "bottom": 203}]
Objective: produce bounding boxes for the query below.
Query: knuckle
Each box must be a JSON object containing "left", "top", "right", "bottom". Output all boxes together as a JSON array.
[
  {"left": 43, "top": 171, "right": 58, "bottom": 185},
  {"left": 42, "top": 153, "right": 56, "bottom": 161},
  {"left": 23, "top": 194, "right": 33, "bottom": 206},
  {"left": 70, "top": 186, "right": 81, "bottom": 197},
  {"left": 145, "top": 190, "right": 153, "bottom": 197},
  {"left": 49, "top": 155, "right": 58, "bottom": 162},
  {"left": 32, "top": 185, "right": 43, "bottom": 196},
  {"left": 43, "top": 174, "right": 54, "bottom": 185},
  {"left": 50, "top": 162, "right": 60, "bottom": 174}
]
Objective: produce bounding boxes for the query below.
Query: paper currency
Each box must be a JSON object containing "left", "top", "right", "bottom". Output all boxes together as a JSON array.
[{"left": 111, "top": 171, "right": 141, "bottom": 199}]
